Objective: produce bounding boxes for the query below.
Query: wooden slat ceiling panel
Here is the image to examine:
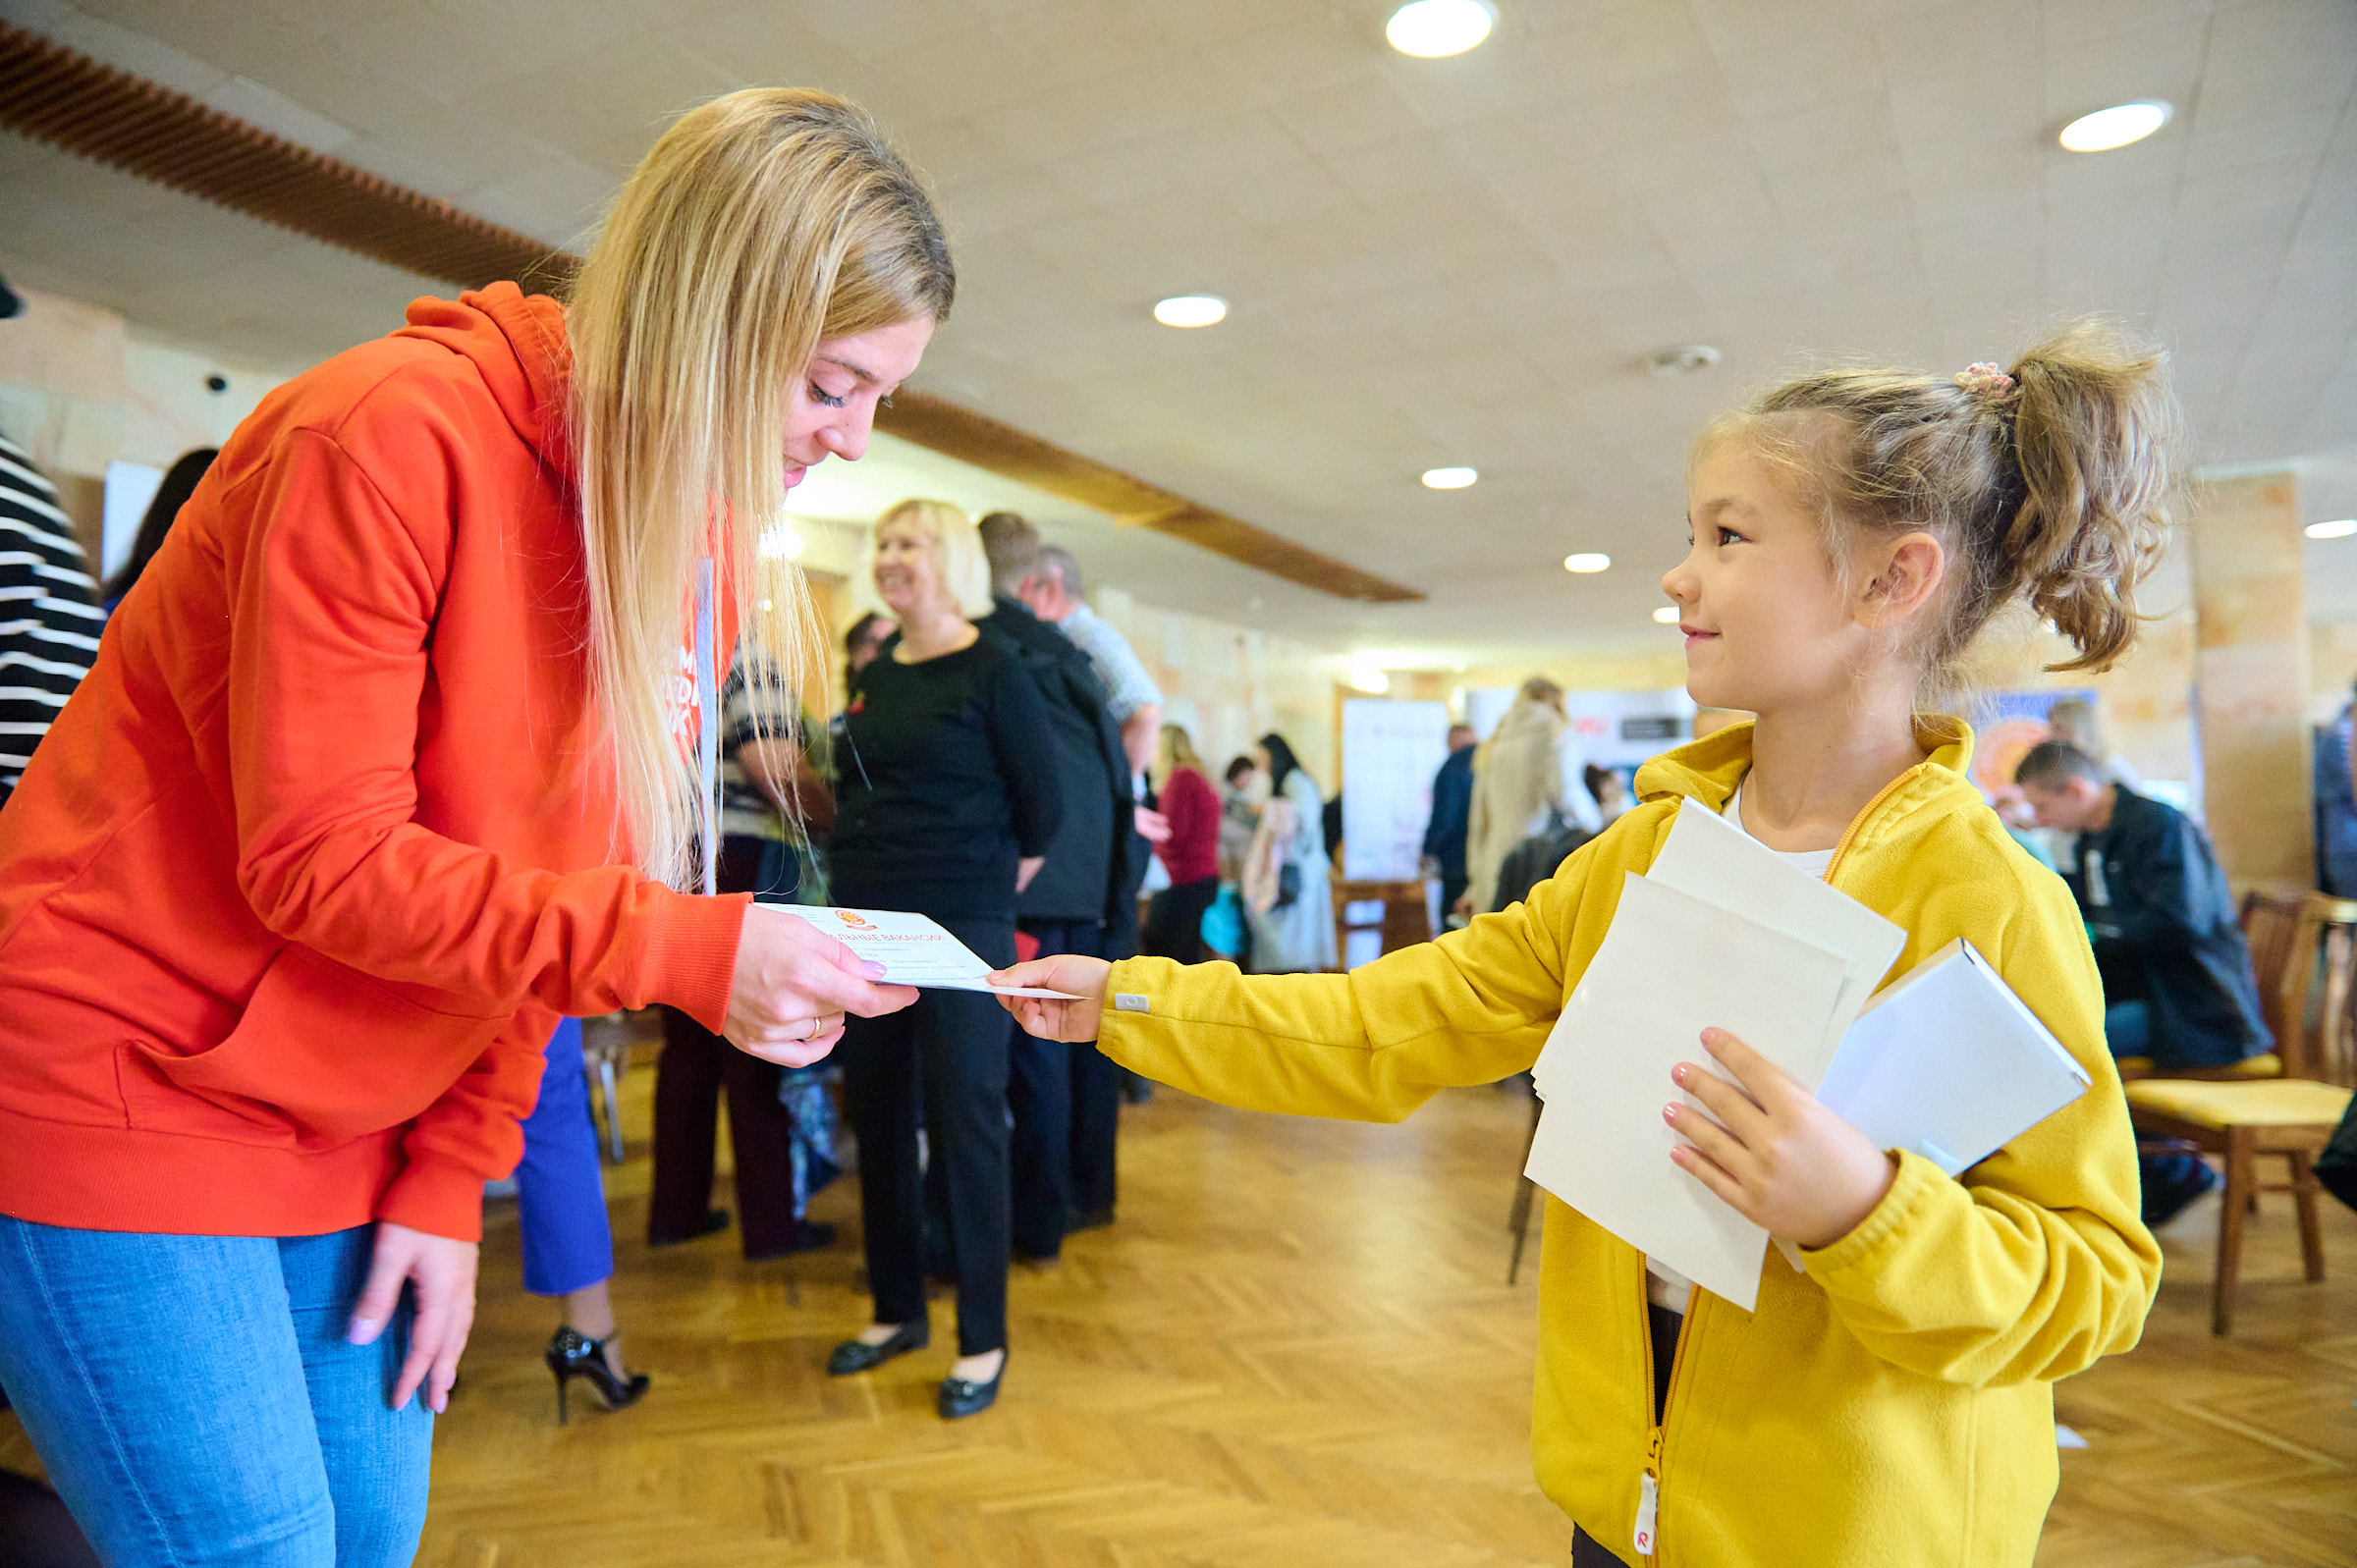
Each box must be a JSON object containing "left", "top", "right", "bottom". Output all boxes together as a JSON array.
[{"left": 0, "top": 21, "right": 1420, "bottom": 603}]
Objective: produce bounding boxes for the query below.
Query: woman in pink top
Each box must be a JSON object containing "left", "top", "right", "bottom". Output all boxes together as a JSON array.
[{"left": 1142, "top": 725, "right": 1223, "bottom": 963}]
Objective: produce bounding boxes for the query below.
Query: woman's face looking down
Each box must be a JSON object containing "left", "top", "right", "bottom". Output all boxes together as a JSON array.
[{"left": 785, "top": 315, "right": 935, "bottom": 489}]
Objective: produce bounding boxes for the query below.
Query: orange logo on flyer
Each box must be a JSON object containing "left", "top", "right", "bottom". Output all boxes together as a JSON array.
[{"left": 835, "top": 910, "right": 876, "bottom": 931}]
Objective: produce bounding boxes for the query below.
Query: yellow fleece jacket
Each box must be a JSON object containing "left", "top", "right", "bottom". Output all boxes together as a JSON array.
[{"left": 1095, "top": 718, "right": 2159, "bottom": 1567}]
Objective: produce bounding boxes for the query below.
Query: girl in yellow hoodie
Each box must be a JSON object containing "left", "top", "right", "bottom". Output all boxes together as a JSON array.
[{"left": 994, "top": 325, "right": 2174, "bottom": 1567}]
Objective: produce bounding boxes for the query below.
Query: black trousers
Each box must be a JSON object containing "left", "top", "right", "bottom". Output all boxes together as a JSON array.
[
  {"left": 648, "top": 836, "right": 800, "bottom": 1254},
  {"left": 1142, "top": 875, "right": 1219, "bottom": 964},
  {"left": 1011, "top": 917, "right": 1118, "bottom": 1255},
  {"left": 841, "top": 915, "right": 1016, "bottom": 1357}
]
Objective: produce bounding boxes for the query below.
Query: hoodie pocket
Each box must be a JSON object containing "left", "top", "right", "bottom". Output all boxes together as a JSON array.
[{"left": 123, "top": 944, "right": 511, "bottom": 1148}]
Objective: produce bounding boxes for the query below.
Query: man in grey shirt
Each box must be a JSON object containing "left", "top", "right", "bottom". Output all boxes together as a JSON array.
[{"left": 1016, "top": 545, "right": 1161, "bottom": 781}]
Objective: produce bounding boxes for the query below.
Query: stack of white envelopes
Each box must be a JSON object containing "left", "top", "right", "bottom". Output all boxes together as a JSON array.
[{"left": 1527, "top": 799, "right": 2090, "bottom": 1311}]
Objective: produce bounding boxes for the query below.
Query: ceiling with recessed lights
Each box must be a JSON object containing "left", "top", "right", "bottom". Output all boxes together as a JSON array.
[{"left": 0, "top": 0, "right": 2352, "bottom": 668}]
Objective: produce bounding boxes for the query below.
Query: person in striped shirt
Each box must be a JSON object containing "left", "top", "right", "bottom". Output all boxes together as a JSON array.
[{"left": 0, "top": 427, "right": 104, "bottom": 808}]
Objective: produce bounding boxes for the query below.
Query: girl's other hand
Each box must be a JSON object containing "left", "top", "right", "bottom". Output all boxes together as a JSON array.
[
  {"left": 989, "top": 954, "right": 1112, "bottom": 1042},
  {"left": 1664, "top": 1028, "right": 1897, "bottom": 1251},
  {"left": 726, "top": 904, "right": 919, "bottom": 1066}
]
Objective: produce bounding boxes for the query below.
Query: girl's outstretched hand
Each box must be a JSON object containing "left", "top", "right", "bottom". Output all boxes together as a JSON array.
[
  {"left": 1664, "top": 1028, "right": 1897, "bottom": 1251},
  {"left": 990, "top": 954, "right": 1113, "bottom": 1042}
]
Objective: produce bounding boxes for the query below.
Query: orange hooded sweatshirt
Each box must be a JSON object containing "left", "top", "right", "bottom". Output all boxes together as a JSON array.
[{"left": 0, "top": 285, "right": 746, "bottom": 1242}]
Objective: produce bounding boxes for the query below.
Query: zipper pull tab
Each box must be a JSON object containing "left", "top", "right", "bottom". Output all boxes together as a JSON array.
[{"left": 1633, "top": 1470, "right": 1660, "bottom": 1559}]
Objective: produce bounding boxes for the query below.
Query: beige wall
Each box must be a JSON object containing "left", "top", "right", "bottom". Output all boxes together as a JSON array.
[
  {"left": 2186, "top": 473, "right": 2314, "bottom": 889},
  {"left": 0, "top": 285, "right": 304, "bottom": 563},
  {"left": 1091, "top": 585, "right": 1343, "bottom": 787}
]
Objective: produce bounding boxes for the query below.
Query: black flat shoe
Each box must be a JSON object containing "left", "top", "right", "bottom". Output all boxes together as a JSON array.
[
  {"left": 648, "top": 1208, "right": 731, "bottom": 1247},
  {"left": 743, "top": 1219, "right": 836, "bottom": 1262},
  {"left": 828, "top": 1320, "right": 929, "bottom": 1376},
  {"left": 938, "top": 1350, "right": 1007, "bottom": 1419},
  {"left": 546, "top": 1326, "right": 649, "bottom": 1426}
]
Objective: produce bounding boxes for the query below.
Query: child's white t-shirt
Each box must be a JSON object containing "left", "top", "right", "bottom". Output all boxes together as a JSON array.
[{"left": 1644, "top": 779, "right": 1836, "bottom": 1316}]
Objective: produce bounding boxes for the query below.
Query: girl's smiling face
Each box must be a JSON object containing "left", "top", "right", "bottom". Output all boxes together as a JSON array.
[{"left": 1661, "top": 437, "right": 1874, "bottom": 716}]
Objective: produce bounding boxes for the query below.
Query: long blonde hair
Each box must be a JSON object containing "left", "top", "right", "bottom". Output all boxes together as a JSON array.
[
  {"left": 1157, "top": 722, "right": 1203, "bottom": 785},
  {"left": 567, "top": 88, "right": 954, "bottom": 887}
]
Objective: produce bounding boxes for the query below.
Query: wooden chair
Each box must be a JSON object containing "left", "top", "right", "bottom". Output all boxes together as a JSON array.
[
  {"left": 1507, "top": 1085, "right": 1543, "bottom": 1284},
  {"left": 2113, "top": 889, "right": 2305, "bottom": 1083},
  {"left": 2121, "top": 892, "right": 2357, "bottom": 1334},
  {"left": 579, "top": 1011, "right": 637, "bottom": 1165},
  {"left": 1329, "top": 878, "right": 1433, "bottom": 971}
]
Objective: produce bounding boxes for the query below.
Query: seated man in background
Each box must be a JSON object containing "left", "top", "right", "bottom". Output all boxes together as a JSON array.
[
  {"left": 2015, "top": 740, "right": 2272, "bottom": 1222},
  {"left": 2015, "top": 741, "right": 2271, "bottom": 1071}
]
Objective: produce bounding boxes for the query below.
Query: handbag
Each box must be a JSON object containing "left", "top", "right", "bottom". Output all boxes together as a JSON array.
[
  {"left": 1200, "top": 886, "right": 1244, "bottom": 958},
  {"left": 2319, "top": 1090, "right": 2357, "bottom": 1213},
  {"left": 1274, "top": 862, "right": 1302, "bottom": 911}
]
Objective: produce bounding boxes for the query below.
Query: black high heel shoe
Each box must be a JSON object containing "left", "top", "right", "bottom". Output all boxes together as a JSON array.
[
  {"left": 938, "top": 1349, "right": 1007, "bottom": 1420},
  {"left": 827, "top": 1319, "right": 929, "bottom": 1376},
  {"left": 546, "top": 1325, "right": 649, "bottom": 1426}
]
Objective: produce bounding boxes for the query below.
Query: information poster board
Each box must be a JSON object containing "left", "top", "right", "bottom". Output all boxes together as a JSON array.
[
  {"left": 1341, "top": 698, "right": 1453, "bottom": 882},
  {"left": 1562, "top": 688, "right": 1699, "bottom": 772}
]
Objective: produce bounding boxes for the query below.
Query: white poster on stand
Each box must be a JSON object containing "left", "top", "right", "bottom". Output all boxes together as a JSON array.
[{"left": 1341, "top": 698, "right": 1453, "bottom": 882}]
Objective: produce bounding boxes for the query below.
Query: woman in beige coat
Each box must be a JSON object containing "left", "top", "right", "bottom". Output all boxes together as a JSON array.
[{"left": 1461, "top": 677, "right": 1601, "bottom": 916}]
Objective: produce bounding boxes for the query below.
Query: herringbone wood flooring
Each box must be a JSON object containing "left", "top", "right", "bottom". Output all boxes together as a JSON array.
[{"left": 5, "top": 1067, "right": 2352, "bottom": 1564}]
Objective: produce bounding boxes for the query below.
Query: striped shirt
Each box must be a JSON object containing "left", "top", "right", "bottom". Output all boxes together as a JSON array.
[
  {"left": 0, "top": 434, "right": 103, "bottom": 803},
  {"left": 718, "top": 651, "right": 809, "bottom": 842},
  {"left": 1057, "top": 603, "right": 1161, "bottom": 724}
]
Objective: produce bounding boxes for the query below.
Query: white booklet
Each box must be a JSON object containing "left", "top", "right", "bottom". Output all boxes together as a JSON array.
[
  {"left": 1816, "top": 938, "right": 2092, "bottom": 1177},
  {"left": 1526, "top": 871, "right": 1853, "bottom": 1311},
  {"left": 765, "top": 904, "right": 1081, "bottom": 998}
]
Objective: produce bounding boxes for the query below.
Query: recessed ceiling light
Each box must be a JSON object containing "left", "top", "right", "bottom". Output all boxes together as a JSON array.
[
  {"left": 1422, "top": 465, "right": 1477, "bottom": 489},
  {"left": 1652, "top": 606, "right": 1681, "bottom": 623},
  {"left": 1386, "top": 0, "right": 1494, "bottom": 58},
  {"left": 1153, "top": 295, "right": 1227, "bottom": 328},
  {"left": 2058, "top": 101, "right": 2171, "bottom": 152},
  {"left": 1349, "top": 665, "right": 1391, "bottom": 694},
  {"left": 2307, "top": 518, "right": 2357, "bottom": 539},
  {"left": 1563, "top": 552, "right": 1611, "bottom": 573}
]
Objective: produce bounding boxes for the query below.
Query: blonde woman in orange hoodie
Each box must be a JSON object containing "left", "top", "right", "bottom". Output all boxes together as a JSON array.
[{"left": 0, "top": 90, "right": 940, "bottom": 1563}]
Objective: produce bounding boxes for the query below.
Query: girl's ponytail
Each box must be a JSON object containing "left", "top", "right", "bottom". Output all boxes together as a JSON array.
[
  {"left": 2002, "top": 324, "right": 2179, "bottom": 672},
  {"left": 1710, "top": 318, "right": 2182, "bottom": 703}
]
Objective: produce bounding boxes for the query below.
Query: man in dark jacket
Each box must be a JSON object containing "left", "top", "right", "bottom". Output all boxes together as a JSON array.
[
  {"left": 2017, "top": 740, "right": 2271, "bottom": 1225},
  {"left": 974, "top": 512, "right": 1145, "bottom": 1260},
  {"left": 2016, "top": 741, "right": 2272, "bottom": 1070},
  {"left": 1421, "top": 725, "right": 1476, "bottom": 919}
]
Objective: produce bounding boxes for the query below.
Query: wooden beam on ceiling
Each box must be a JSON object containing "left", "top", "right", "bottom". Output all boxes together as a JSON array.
[{"left": 0, "top": 20, "right": 1422, "bottom": 605}]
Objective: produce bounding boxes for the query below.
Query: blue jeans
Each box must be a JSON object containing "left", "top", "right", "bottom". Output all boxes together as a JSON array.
[
  {"left": 0, "top": 1217, "right": 431, "bottom": 1566},
  {"left": 516, "top": 1016, "right": 613, "bottom": 1298},
  {"left": 2105, "top": 1000, "right": 2153, "bottom": 1060}
]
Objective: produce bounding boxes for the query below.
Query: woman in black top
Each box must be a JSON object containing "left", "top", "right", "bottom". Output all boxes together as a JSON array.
[{"left": 825, "top": 499, "right": 1061, "bottom": 1419}]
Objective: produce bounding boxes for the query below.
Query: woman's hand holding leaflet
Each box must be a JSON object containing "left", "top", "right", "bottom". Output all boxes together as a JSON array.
[
  {"left": 1665, "top": 1028, "right": 1898, "bottom": 1252},
  {"left": 725, "top": 904, "right": 919, "bottom": 1066},
  {"left": 991, "top": 954, "right": 1113, "bottom": 1042}
]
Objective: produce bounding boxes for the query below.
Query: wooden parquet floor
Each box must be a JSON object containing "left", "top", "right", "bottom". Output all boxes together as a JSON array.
[{"left": 6, "top": 1067, "right": 2354, "bottom": 1564}]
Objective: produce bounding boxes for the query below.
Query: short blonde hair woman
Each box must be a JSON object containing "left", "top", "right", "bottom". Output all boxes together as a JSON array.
[
  {"left": 826, "top": 496, "right": 1064, "bottom": 1419},
  {"left": 867, "top": 498, "right": 995, "bottom": 620},
  {"left": 0, "top": 88, "right": 939, "bottom": 1560}
]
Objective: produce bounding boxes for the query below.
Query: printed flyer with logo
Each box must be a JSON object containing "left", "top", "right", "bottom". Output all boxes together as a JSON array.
[{"left": 766, "top": 904, "right": 1082, "bottom": 998}]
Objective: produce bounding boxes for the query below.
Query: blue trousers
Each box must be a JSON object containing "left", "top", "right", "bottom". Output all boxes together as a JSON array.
[
  {"left": 0, "top": 1217, "right": 430, "bottom": 1567},
  {"left": 514, "top": 1016, "right": 614, "bottom": 1298}
]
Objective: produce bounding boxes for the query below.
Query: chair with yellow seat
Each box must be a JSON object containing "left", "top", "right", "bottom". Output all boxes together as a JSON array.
[{"left": 2121, "top": 892, "right": 2357, "bottom": 1335}]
